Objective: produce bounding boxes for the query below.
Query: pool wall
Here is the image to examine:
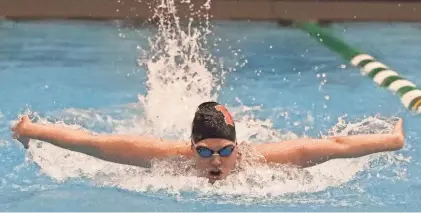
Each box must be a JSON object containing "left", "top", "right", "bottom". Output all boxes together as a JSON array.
[{"left": 1, "top": 0, "right": 421, "bottom": 22}]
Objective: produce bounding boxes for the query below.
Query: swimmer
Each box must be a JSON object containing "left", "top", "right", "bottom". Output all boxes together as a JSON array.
[{"left": 11, "top": 101, "right": 405, "bottom": 181}]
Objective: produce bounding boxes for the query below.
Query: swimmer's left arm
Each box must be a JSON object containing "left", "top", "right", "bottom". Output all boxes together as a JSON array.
[
  {"left": 11, "top": 115, "right": 193, "bottom": 167},
  {"left": 255, "top": 118, "right": 405, "bottom": 168}
]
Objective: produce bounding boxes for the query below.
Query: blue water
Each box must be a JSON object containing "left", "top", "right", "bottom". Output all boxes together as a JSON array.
[{"left": 1, "top": 20, "right": 421, "bottom": 211}]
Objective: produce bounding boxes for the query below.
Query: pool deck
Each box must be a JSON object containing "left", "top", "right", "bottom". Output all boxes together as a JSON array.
[{"left": 1, "top": 0, "right": 421, "bottom": 22}]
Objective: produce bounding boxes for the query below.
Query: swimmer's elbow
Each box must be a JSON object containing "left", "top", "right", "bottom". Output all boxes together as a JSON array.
[
  {"left": 290, "top": 145, "right": 317, "bottom": 168},
  {"left": 95, "top": 147, "right": 153, "bottom": 168},
  {"left": 90, "top": 137, "right": 153, "bottom": 168}
]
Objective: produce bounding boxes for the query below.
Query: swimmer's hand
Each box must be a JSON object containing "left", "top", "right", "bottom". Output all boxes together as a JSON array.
[
  {"left": 392, "top": 118, "right": 405, "bottom": 140},
  {"left": 256, "top": 118, "right": 405, "bottom": 168},
  {"left": 11, "top": 115, "right": 31, "bottom": 149}
]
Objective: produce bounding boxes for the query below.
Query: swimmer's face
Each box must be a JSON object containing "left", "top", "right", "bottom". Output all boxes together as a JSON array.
[{"left": 192, "top": 138, "right": 238, "bottom": 182}]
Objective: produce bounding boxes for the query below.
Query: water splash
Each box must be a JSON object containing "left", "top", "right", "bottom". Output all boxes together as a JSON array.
[{"left": 136, "top": 0, "right": 225, "bottom": 138}]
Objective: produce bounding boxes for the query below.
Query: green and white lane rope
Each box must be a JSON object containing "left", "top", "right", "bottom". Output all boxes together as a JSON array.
[{"left": 295, "top": 22, "right": 421, "bottom": 113}]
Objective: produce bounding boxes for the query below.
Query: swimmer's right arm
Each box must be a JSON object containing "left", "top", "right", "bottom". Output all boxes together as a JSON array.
[
  {"left": 255, "top": 118, "right": 405, "bottom": 168},
  {"left": 11, "top": 116, "right": 193, "bottom": 167}
]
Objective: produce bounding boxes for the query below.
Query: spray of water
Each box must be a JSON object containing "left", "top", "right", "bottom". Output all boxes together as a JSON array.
[
  {"left": 13, "top": 0, "right": 409, "bottom": 206},
  {"left": 134, "top": 0, "right": 228, "bottom": 139}
]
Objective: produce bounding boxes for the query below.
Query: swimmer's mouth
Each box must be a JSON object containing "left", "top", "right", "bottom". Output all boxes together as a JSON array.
[{"left": 209, "top": 170, "right": 222, "bottom": 177}]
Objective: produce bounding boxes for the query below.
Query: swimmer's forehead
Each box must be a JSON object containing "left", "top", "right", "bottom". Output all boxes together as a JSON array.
[{"left": 195, "top": 138, "right": 235, "bottom": 148}]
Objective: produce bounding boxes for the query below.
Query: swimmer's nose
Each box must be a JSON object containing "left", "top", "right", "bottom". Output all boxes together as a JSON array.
[{"left": 210, "top": 156, "right": 221, "bottom": 167}]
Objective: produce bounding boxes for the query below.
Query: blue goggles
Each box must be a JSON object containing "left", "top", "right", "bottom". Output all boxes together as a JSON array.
[{"left": 195, "top": 145, "right": 235, "bottom": 158}]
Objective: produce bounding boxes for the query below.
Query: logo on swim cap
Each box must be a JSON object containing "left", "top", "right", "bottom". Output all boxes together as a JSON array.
[{"left": 214, "top": 105, "right": 234, "bottom": 126}]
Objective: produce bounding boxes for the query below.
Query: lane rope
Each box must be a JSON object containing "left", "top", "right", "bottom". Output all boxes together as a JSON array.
[{"left": 295, "top": 22, "right": 421, "bottom": 113}]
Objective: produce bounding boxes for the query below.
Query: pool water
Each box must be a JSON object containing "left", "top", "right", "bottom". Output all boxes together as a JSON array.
[{"left": 1, "top": 16, "right": 421, "bottom": 211}]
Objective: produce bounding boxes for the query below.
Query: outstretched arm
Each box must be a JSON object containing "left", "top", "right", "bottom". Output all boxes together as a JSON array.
[
  {"left": 11, "top": 116, "right": 193, "bottom": 167},
  {"left": 254, "top": 118, "right": 405, "bottom": 168}
]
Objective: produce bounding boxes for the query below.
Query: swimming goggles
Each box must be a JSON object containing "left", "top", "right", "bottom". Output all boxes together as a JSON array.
[{"left": 195, "top": 145, "right": 235, "bottom": 158}]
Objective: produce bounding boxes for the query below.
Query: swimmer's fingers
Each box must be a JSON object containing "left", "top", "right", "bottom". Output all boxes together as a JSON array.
[
  {"left": 11, "top": 115, "right": 31, "bottom": 139},
  {"left": 10, "top": 119, "right": 20, "bottom": 134},
  {"left": 11, "top": 121, "right": 19, "bottom": 137},
  {"left": 10, "top": 117, "right": 20, "bottom": 131},
  {"left": 19, "top": 115, "right": 30, "bottom": 123}
]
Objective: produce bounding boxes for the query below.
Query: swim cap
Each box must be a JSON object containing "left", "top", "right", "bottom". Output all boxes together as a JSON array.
[{"left": 191, "top": 101, "right": 236, "bottom": 143}]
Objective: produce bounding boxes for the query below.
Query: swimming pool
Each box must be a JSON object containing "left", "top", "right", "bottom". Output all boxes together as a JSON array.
[{"left": 1, "top": 16, "right": 421, "bottom": 211}]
